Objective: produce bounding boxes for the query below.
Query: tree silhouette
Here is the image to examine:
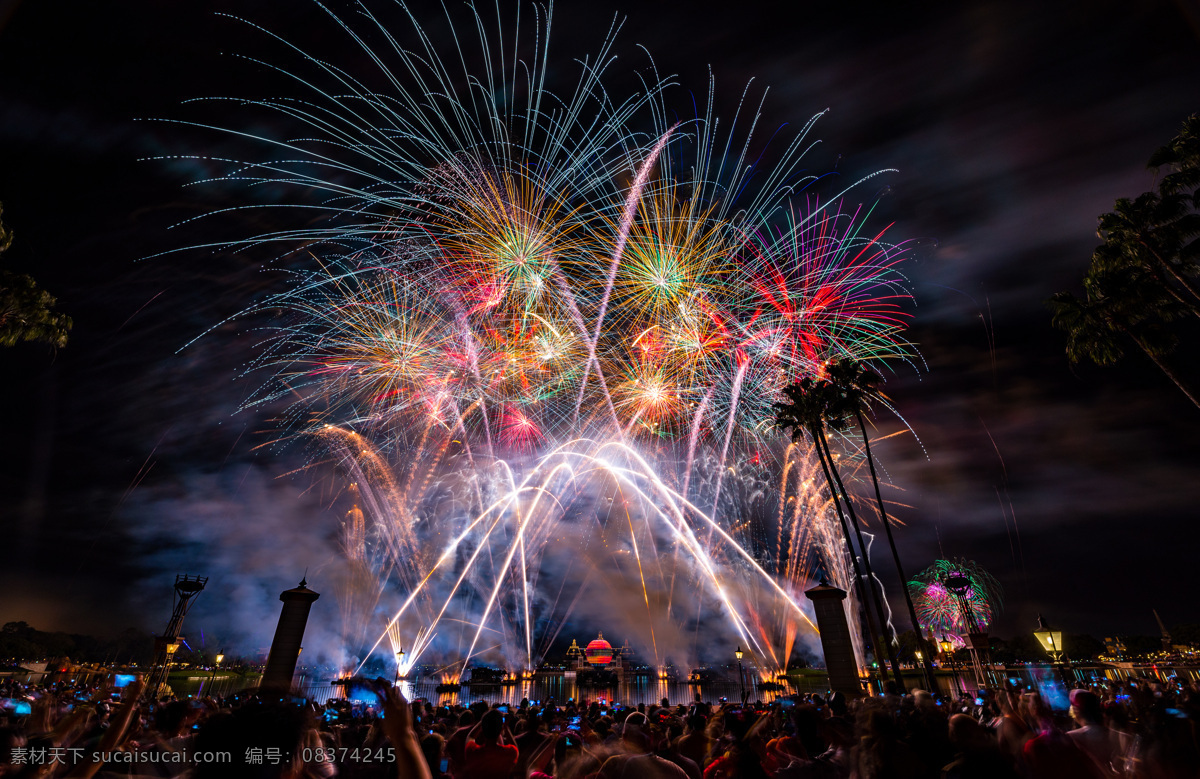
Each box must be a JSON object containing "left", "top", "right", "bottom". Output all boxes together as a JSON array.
[
  {"left": 1049, "top": 262, "right": 1199, "bottom": 408},
  {"left": 826, "top": 357, "right": 936, "bottom": 691},
  {"left": 1050, "top": 114, "right": 1200, "bottom": 406},
  {"left": 773, "top": 376, "right": 898, "bottom": 688},
  {"left": 0, "top": 203, "right": 71, "bottom": 349}
]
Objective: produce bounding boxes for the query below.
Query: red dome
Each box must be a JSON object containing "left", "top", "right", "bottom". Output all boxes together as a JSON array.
[{"left": 585, "top": 634, "right": 614, "bottom": 665}]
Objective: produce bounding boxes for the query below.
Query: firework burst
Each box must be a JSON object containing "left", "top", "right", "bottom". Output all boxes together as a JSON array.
[
  {"left": 908, "top": 558, "right": 1003, "bottom": 646},
  {"left": 167, "top": 1, "right": 919, "bottom": 676}
]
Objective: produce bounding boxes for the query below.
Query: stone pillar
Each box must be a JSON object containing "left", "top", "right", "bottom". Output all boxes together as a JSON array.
[
  {"left": 805, "top": 579, "right": 862, "bottom": 697},
  {"left": 262, "top": 578, "right": 320, "bottom": 690}
]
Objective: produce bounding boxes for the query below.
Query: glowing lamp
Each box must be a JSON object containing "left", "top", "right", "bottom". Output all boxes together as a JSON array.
[
  {"left": 215, "top": 653, "right": 225, "bottom": 666},
  {"left": 1033, "top": 615, "right": 1063, "bottom": 661},
  {"left": 734, "top": 646, "right": 744, "bottom": 661},
  {"left": 166, "top": 642, "right": 181, "bottom": 655},
  {"left": 939, "top": 636, "right": 953, "bottom": 654}
]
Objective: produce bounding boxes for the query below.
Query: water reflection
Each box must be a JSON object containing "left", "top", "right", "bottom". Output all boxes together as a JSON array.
[{"left": 306, "top": 677, "right": 803, "bottom": 707}]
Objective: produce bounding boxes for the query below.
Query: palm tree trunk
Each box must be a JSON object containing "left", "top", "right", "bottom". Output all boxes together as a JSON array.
[
  {"left": 816, "top": 429, "right": 907, "bottom": 691},
  {"left": 1139, "top": 259, "right": 1200, "bottom": 319},
  {"left": 1125, "top": 328, "right": 1200, "bottom": 409},
  {"left": 1141, "top": 237, "right": 1200, "bottom": 307},
  {"left": 809, "top": 424, "right": 890, "bottom": 688},
  {"left": 856, "top": 410, "right": 937, "bottom": 692}
]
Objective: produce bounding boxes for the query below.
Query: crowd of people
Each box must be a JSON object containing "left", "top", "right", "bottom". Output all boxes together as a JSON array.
[{"left": 1, "top": 674, "right": 1197, "bottom": 778}]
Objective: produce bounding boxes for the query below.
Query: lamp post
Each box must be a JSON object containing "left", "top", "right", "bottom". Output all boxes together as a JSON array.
[
  {"left": 210, "top": 650, "right": 225, "bottom": 691},
  {"left": 1033, "top": 615, "right": 1068, "bottom": 687},
  {"left": 939, "top": 636, "right": 960, "bottom": 696},
  {"left": 734, "top": 646, "right": 746, "bottom": 704}
]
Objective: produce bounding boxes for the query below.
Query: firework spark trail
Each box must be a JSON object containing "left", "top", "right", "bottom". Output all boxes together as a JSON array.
[
  {"left": 708, "top": 359, "right": 748, "bottom": 530},
  {"left": 617, "top": 484, "right": 660, "bottom": 665},
  {"left": 588, "top": 441, "right": 819, "bottom": 630},
  {"left": 352, "top": 437, "right": 825, "bottom": 674},
  {"left": 573, "top": 123, "right": 679, "bottom": 429},
  {"left": 173, "top": 2, "right": 924, "bottom": 677}
]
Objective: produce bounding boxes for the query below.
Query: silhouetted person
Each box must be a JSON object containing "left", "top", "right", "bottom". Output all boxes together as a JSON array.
[
  {"left": 461, "top": 709, "right": 518, "bottom": 779},
  {"left": 941, "top": 714, "right": 1018, "bottom": 779}
]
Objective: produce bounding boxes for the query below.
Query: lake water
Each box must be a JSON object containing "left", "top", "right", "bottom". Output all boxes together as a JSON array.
[{"left": 172, "top": 673, "right": 821, "bottom": 706}]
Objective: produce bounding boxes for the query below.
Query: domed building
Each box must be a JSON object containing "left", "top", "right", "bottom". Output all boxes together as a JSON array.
[
  {"left": 566, "top": 631, "right": 632, "bottom": 683},
  {"left": 585, "top": 633, "right": 614, "bottom": 665}
]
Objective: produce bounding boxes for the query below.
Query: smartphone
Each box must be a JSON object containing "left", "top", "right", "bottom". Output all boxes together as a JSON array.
[
  {"left": 568, "top": 716, "right": 581, "bottom": 728},
  {"left": 974, "top": 698, "right": 984, "bottom": 706},
  {"left": 13, "top": 701, "right": 32, "bottom": 716},
  {"left": 498, "top": 705, "right": 508, "bottom": 713},
  {"left": 779, "top": 699, "right": 795, "bottom": 709},
  {"left": 440, "top": 759, "right": 449, "bottom": 773},
  {"left": 113, "top": 674, "right": 136, "bottom": 688}
]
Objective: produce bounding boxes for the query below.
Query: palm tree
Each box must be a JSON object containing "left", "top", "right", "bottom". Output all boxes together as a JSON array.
[
  {"left": 1051, "top": 115, "right": 1200, "bottom": 407},
  {"left": 0, "top": 203, "right": 71, "bottom": 349},
  {"left": 827, "top": 357, "right": 936, "bottom": 691},
  {"left": 1095, "top": 114, "right": 1200, "bottom": 310},
  {"left": 1049, "top": 262, "right": 1200, "bottom": 409},
  {"left": 804, "top": 370, "right": 907, "bottom": 690},
  {"left": 1095, "top": 192, "right": 1200, "bottom": 310},
  {"left": 774, "top": 377, "right": 893, "bottom": 688}
]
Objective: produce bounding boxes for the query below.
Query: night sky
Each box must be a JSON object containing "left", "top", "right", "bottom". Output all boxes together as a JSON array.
[{"left": 2, "top": 0, "right": 1199, "bottom": 656}]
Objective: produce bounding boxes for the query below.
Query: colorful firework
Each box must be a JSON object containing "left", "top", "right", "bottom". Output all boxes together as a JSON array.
[
  {"left": 169, "top": 2, "right": 918, "bottom": 677},
  {"left": 908, "top": 559, "right": 1003, "bottom": 646}
]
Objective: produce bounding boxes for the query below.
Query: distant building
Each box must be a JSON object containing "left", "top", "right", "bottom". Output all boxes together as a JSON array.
[{"left": 566, "top": 632, "right": 634, "bottom": 682}]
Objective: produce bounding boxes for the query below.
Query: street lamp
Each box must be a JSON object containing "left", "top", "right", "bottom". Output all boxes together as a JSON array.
[
  {"left": 734, "top": 646, "right": 746, "bottom": 703},
  {"left": 1033, "top": 615, "right": 1068, "bottom": 685},
  {"left": 939, "top": 635, "right": 961, "bottom": 695},
  {"left": 1033, "top": 615, "right": 1063, "bottom": 662},
  {"left": 211, "top": 651, "right": 225, "bottom": 691}
]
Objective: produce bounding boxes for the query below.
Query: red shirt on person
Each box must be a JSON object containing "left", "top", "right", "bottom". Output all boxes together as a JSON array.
[{"left": 462, "top": 739, "right": 519, "bottom": 779}]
